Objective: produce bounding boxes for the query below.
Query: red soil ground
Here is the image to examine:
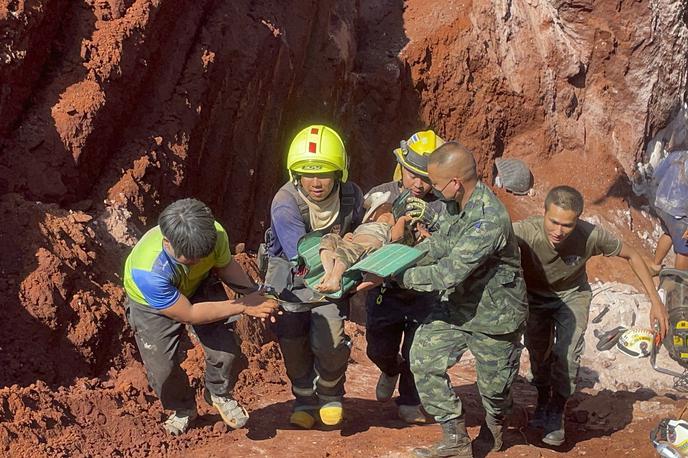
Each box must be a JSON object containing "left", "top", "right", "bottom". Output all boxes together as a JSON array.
[{"left": 0, "top": 0, "right": 687, "bottom": 456}]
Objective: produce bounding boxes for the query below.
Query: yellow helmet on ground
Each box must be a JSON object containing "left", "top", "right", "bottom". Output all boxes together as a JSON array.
[
  {"left": 393, "top": 130, "right": 445, "bottom": 181},
  {"left": 287, "top": 125, "right": 348, "bottom": 182}
]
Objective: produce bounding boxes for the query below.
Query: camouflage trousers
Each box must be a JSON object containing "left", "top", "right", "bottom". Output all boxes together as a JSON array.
[
  {"left": 525, "top": 292, "right": 592, "bottom": 399},
  {"left": 409, "top": 305, "right": 523, "bottom": 423}
]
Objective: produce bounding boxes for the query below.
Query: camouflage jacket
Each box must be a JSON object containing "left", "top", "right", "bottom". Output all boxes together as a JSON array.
[{"left": 399, "top": 181, "right": 527, "bottom": 334}]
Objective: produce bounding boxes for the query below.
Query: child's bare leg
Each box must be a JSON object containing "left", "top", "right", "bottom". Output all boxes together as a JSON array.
[
  {"left": 316, "top": 249, "right": 337, "bottom": 289},
  {"left": 320, "top": 249, "right": 336, "bottom": 276},
  {"left": 351, "top": 233, "right": 384, "bottom": 250},
  {"left": 316, "top": 258, "right": 348, "bottom": 293}
]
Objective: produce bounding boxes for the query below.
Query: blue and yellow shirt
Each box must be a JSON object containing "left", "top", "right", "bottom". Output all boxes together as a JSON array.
[{"left": 123, "top": 222, "right": 231, "bottom": 309}]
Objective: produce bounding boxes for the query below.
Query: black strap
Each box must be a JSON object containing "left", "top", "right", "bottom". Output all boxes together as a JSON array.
[
  {"left": 295, "top": 191, "right": 311, "bottom": 232},
  {"left": 339, "top": 181, "right": 356, "bottom": 234},
  {"left": 594, "top": 326, "right": 626, "bottom": 351}
]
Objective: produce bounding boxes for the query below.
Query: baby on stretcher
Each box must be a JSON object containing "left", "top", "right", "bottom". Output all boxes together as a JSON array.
[{"left": 315, "top": 191, "right": 412, "bottom": 293}]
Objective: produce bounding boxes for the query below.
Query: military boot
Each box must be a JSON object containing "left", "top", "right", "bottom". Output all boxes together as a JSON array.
[
  {"left": 528, "top": 386, "right": 551, "bottom": 429},
  {"left": 413, "top": 417, "right": 473, "bottom": 457},
  {"left": 542, "top": 393, "right": 567, "bottom": 446},
  {"left": 474, "top": 414, "right": 503, "bottom": 452}
]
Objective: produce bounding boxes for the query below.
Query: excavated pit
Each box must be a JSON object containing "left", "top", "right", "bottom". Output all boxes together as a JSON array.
[{"left": 1, "top": 0, "right": 688, "bottom": 456}]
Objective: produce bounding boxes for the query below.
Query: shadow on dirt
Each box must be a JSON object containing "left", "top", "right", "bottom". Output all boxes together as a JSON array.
[
  {"left": 591, "top": 172, "right": 656, "bottom": 218},
  {"left": 245, "top": 396, "right": 433, "bottom": 441},
  {"left": 451, "top": 375, "right": 674, "bottom": 457}
]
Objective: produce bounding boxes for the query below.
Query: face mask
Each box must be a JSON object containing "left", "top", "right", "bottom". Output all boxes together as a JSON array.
[
  {"left": 432, "top": 187, "right": 449, "bottom": 201},
  {"left": 432, "top": 180, "right": 456, "bottom": 203}
]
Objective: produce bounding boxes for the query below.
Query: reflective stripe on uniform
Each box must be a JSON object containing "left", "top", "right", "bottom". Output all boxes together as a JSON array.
[
  {"left": 317, "top": 373, "right": 344, "bottom": 388},
  {"left": 292, "top": 385, "right": 316, "bottom": 397}
]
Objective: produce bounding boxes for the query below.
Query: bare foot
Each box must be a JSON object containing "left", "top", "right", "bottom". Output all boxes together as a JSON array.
[
  {"left": 314, "top": 273, "right": 331, "bottom": 291},
  {"left": 314, "top": 270, "right": 334, "bottom": 291},
  {"left": 315, "top": 276, "right": 342, "bottom": 293}
]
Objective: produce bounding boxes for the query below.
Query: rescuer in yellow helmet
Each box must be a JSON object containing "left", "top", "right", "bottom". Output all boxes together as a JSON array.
[
  {"left": 363, "top": 129, "right": 446, "bottom": 425},
  {"left": 264, "top": 125, "right": 364, "bottom": 430}
]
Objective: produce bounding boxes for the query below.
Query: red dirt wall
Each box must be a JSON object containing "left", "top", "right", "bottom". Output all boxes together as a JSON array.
[{"left": 0, "top": 0, "right": 686, "bottom": 455}]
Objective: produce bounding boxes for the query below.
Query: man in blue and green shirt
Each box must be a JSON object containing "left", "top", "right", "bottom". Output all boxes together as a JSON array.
[{"left": 124, "top": 198, "right": 277, "bottom": 435}]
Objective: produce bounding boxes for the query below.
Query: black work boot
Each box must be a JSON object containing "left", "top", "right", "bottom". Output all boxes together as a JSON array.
[
  {"left": 528, "top": 386, "right": 551, "bottom": 429},
  {"left": 474, "top": 414, "right": 503, "bottom": 452},
  {"left": 413, "top": 417, "right": 473, "bottom": 457},
  {"left": 542, "top": 393, "right": 567, "bottom": 446}
]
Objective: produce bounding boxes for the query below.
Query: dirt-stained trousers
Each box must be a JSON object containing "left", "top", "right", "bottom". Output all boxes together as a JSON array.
[
  {"left": 366, "top": 285, "right": 434, "bottom": 406},
  {"left": 273, "top": 301, "right": 351, "bottom": 411},
  {"left": 125, "top": 277, "right": 242, "bottom": 412},
  {"left": 524, "top": 291, "right": 592, "bottom": 399}
]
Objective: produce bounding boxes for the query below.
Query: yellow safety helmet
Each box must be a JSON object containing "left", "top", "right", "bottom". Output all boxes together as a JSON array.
[
  {"left": 287, "top": 125, "right": 349, "bottom": 182},
  {"left": 393, "top": 130, "right": 445, "bottom": 181}
]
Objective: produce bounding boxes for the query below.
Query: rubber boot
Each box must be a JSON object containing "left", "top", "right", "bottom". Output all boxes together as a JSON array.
[
  {"left": 474, "top": 415, "right": 503, "bottom": 453},
  {"left": 413, "top": 417, "right": 473, "bottom": 458},
  {"left": 319, "top": 401, "right": 344, "bottom": 427},
  {"left": 528, "top": 386, "right": 550, "bottom": 429},
  {"left": 376, "top": 371, "right": 400, "bottom": 402},
  {"left": 542, "top": 393, "right": 567, "bottom": 446},
  {"left": 290, "top": 409, "right": 318, "bottom": 429},
  {"left": 289, "top": 396, "right": 320, "bottom": 430},
  {"left": 398, "top": 404, "right": 431, "bottom": 424}
]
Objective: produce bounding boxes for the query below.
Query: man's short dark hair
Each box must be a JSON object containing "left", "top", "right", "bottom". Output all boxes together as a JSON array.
[
  {"left": 428, "top": 141, "right": 477, "bottom": 181},
  {"left": 545, "top": 186, "right": 584, "bottom": 216},
  {"left": 158, "top": 198, "right": 217, "bottom": 259}
]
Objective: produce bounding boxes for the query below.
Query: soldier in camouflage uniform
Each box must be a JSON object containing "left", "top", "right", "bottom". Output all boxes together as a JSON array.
[{"left": 380, "top": 142, "right": 528, "bottom": 457}]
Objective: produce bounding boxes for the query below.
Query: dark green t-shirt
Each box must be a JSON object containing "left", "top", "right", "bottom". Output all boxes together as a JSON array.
[{"left": 513, "top": 216, "right": 622, "bottom": 303}]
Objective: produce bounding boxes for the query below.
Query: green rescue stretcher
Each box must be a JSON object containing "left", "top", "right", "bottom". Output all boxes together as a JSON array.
[{"left": 296, "top": 231, "right": 426, "bottom": 299}]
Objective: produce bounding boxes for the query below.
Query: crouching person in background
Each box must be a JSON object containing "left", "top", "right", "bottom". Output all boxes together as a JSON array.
[{"left": 123, "top": 198, "right": 278, "bottom": 435}]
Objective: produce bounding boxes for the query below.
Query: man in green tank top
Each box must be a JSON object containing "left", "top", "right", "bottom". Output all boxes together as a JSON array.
[{"left": 514, "top": 185, "right": 668, "bottom": 447}]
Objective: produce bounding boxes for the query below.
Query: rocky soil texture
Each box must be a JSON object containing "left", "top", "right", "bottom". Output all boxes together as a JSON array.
[{"left": 0, "top": 0, "right": 686, "bottom": 456}]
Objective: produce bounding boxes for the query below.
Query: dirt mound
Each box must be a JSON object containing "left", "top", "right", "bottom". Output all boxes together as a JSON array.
[
  {"left": 0, "top": 0, "right": 687, "bottom": 456},
  {"left": 0, "top": 346, "right": 285, "bottom": 456},
  {"left": 0, "top": 193, "right": 130, "bottom": 389}
]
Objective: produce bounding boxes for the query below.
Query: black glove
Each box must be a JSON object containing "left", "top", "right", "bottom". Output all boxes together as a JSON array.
[
  {"left": 391, "top": 188, "right": 411, "bottom": 220},
  {"left": 405, "top": 197, "right": 439, "bottom": 231}
]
